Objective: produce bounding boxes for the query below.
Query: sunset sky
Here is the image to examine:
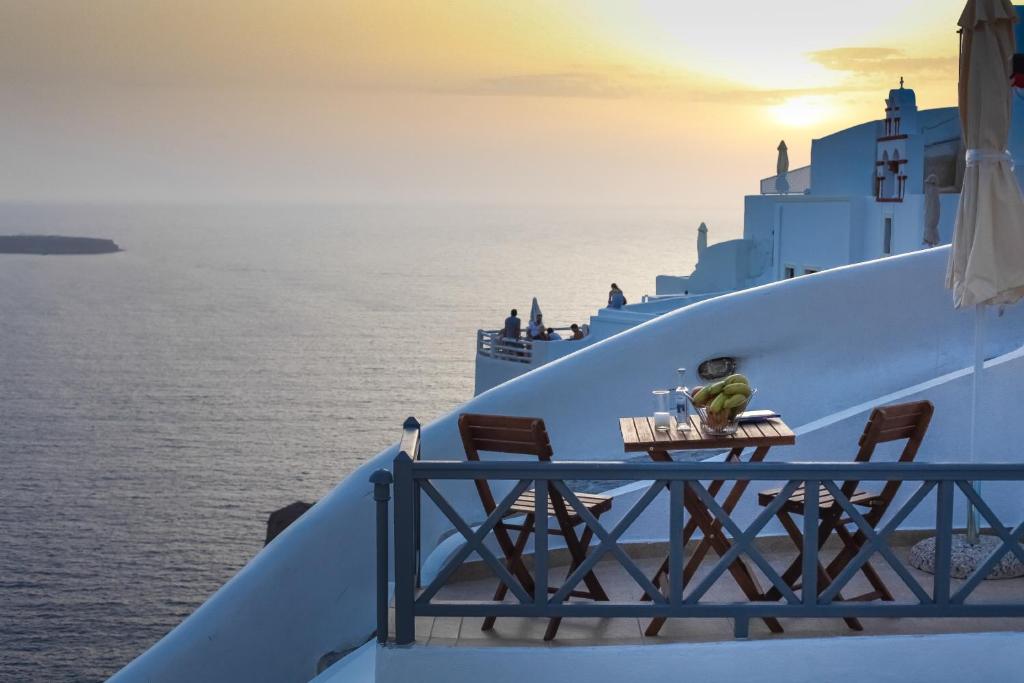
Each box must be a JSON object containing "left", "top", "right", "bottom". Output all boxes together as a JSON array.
[{"left": 0, "top": 1, "right": 966, "bottom": 211}]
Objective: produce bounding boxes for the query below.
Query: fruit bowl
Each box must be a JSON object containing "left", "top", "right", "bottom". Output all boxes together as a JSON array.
[{"left": 687, "top": 375, "right": 756, "bottom": 436}]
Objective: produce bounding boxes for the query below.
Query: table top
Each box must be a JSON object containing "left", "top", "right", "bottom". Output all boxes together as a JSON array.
[{"left": 619, "top": 413, "right": 795, "bottom": 452}]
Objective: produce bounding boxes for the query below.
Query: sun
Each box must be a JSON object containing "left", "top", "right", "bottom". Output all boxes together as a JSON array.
[{"left": 768, "top": 96, "right": 835, "bottom": 129}]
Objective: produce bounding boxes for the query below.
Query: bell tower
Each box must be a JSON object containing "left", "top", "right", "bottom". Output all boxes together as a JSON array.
[{"left": 875, "top": 78, "right": 918, "bottom": 202}]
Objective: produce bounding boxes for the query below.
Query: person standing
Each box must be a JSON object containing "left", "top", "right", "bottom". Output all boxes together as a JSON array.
[
  {"left": 502, "top": 309, "right": 521, "bottom": 339},
  {"left": 608, "top": 283, "right": 627, "bottom": 309}
]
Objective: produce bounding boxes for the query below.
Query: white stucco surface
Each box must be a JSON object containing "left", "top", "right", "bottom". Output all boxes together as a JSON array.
[
  {"left": 112, "top": 247, "right": 1024, "bottom": 683},
  {"left": 376, "top": 631, "right": 1024, "bottom": 683}
]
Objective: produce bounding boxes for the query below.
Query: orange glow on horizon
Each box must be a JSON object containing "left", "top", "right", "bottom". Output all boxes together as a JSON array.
[{"left": 0, "top": 0, "right": 967, "bottom": 207}]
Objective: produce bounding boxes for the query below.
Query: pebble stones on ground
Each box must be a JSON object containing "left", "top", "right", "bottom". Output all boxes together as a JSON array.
[{"left": 909, "top": 534, "right": 1024, "bottom": 579}]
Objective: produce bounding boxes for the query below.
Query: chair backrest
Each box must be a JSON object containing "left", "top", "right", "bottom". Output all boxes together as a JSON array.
[
  {"left": 458, "top": 413, "right": 554, "bottom": 515},
  {"left": 842, "top": 400, "right": 934, "bottom": 520}
]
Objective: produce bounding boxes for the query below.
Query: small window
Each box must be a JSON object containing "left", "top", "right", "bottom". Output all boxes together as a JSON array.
[
  {"left": 804, "top": 267, "right": 819, "bottom": 275},
  {"left": 883, "top": 217, "right": 893, "bottom": 255},
  {"left": 784, "top": 265, "right": 796, "bottom": 279}
]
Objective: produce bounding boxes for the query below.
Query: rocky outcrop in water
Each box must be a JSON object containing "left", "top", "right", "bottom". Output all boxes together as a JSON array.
[{"left": 0, "top": 235, "right": 121, "bottom": 255}]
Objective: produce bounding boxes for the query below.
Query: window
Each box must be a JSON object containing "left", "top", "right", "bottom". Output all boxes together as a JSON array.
[
  {"left": 804, "top": 267, "right": 819, "bottom": 275},
  {"left": 784, "top": 265, "right": 796, "bottom": 279},
  {"left": 883, "top": 217, "right": 893, "bottom": 255}
]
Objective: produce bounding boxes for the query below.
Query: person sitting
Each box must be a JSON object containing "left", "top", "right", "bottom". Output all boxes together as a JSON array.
[
  {"left": 569, "top": 323, "right": 585, "bottom": 340},
  {"left": 608, "top": 283, "right": 627, "bottom": 309},
  {"left": 502, "top": 308, "right": 521, "bottom": 340},
  {"left": 528, "top": 314, "right": 547, "bottom": 340},
  {"left": 546, "top": 327, "right": 562, "bottom": 341}
]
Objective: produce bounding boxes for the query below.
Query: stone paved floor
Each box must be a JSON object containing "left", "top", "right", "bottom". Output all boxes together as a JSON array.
[{"left": 393, "top": 535, "right": 1024, "bottom": 647}]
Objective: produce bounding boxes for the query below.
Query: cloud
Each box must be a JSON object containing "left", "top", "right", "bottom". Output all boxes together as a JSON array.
[
  {"left": 808, "top": 47, "right": 956, "bottom": 80},
  {"left": 446, "top": 46, "right": 955, "bottom": 104},
  {"left": 460, "top": 72, "right": 633, "bottom": 99},
  {"left": 451, "top": 67, "right": 826, "bottom": 105},
  {"left": 454, "top": 65, "right": 689, "bottom": 100}
]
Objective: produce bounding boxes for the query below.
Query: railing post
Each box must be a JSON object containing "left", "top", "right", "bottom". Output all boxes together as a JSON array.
[
  {"left": 371, "top": 469, "right": 393, "bottom": 644},
  {"left": 934, "top": 480, "right": 954, "bottom": 605},
  {"left": 534, "top": 479, "right": 548, "bottom": 606},
  {"left": 669, "top": 480, "right": 684, "bottom": 605},
  {"left": 393, "top": 453, "right": 416, "bottom": 645},
  {"left": 733, "top": 617, "right": 749, "bottom": 639},
  {"left": 802, "top": 479, "right": 818, "bottom": 606}
]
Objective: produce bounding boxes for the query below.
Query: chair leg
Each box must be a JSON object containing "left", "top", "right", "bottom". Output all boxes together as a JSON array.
[
  {"left": 542, "top": 516, "right": 610, "bottom": 641},
  {"left": 483, "top": 515, "right": 535, "bottom": 632},
  {"left": 641, "top": 556, "right": 671, "bottom": 602},
  {"left": 832, "top": 526, "right": 894, "bottom": 602},
  {"left": 573, "top": 523, "right": 610, "bottom": 602},
  {"left": 814, "top": 559, "right": 863, "bottom": 631},
  {"left": 764, "top": 508, "right": 862, "bottom": 630},
  {"left": 762, "top": 510, "right": 805, "bottom": 602}
]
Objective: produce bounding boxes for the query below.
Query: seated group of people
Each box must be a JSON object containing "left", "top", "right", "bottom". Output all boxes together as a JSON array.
[
  {"left": 499, "top": 282, "right": 626, "bottom": 343},
  {"left": 502, "top": 309, "right": 585, "bottom": 342}
]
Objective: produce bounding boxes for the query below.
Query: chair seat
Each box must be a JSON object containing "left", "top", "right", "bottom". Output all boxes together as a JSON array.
[
  {"left": 506, "top": 489, "right": 612, "bottom": 523},
  {"left": 758, "top": 484, "right": 880, "bottom": 513}
]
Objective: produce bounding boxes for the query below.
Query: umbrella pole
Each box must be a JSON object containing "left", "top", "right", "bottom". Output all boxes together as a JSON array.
[{"left": 967, "top": 304, "right": 985, "bottom": 545}]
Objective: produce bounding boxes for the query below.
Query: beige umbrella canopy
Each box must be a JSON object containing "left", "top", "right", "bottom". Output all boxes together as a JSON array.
[
  {"left": 947, "top": 0, "right": 1024, "bottom": 308},
  {"left": 948, "top": 0, "right": 1024, "bottom": 545}
]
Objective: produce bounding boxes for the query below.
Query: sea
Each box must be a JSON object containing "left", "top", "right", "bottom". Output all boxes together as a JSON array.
[{"left": 0, "top": 203, "right": 723, "bottom": 681}]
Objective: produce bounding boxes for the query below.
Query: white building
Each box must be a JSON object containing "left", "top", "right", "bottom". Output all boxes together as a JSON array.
[
  {"left": 658, "top": 81, "right": 963, "bottom": 295},
  {"left": 479, "top": 82, "right": 975, "bottom": 394}
]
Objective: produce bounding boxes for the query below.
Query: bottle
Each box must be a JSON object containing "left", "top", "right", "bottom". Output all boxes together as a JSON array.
[{"left": 674, "top": 368, "right": 691, "bottom": 430}]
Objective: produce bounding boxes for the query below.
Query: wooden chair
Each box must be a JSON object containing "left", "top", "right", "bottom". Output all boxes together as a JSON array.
[
  {"left": 458, "top": 413, "right": 612, "bottom": 640},
  {"left": 757, "top": 400, "right": 933, "bottom": 630}
]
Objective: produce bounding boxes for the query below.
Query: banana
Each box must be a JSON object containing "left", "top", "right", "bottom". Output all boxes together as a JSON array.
[
  {"left": 723, "top": 373, "right": 749, "bottom": 386},
  {"left": 707, "top": 380, "right": 728, "bottom": 397},
  {"left": 724, "top": 393, "right": 748, "bottom": 409},
  {"left": 692, "top": 386, "right": 713, "bottom": 407},
  {"left": 709, "top": 393, "right": 727, "bottom": 414},
  {"left": 723, "top": 382, "right": 751, "bottom": 397}
]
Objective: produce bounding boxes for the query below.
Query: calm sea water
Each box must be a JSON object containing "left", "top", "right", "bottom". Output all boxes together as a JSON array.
[{"left": 0, "top": 203, "right": 721, "bottom": 681}]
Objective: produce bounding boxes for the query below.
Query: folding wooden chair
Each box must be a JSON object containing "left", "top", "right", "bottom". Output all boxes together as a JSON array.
[
  {"left": 458, "top": 413, "right": 612, "bottom": 640},
  {"left": 758, "top": 400, "right": 933, "bottom": 630}
]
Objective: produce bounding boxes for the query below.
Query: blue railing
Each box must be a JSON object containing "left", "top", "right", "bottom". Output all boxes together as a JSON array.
[{"left": 374, "top": 455, "right": 1024, "bottom": 645}]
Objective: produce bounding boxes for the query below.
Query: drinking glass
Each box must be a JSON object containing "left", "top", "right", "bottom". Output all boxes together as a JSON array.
[{"left": 652, "top": 390, "right": 672, "bottom": 431}]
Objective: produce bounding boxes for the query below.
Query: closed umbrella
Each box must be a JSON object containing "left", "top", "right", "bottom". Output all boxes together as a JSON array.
[
  {"left": 923, "top": 174, "right": 941, "bottom": 247},
  {"left": 530, "top": 297, "right": 542, "bottom": 326},
  {"left": 947, "top": 0, "right": 1024, "bottom": 543},
  {"left": 776, "top": 140, "right": 789, "bottom": 175},
  {"left": 776, "top": 141, "right": 790, "bottom": 194}
]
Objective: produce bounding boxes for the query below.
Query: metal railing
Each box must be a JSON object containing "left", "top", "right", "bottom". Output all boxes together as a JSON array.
[
  {"left": 374, "top": 456, "right": 1024, "bottom": 645},
  {"left": 476, "top": 329, "right": 534, "bottom": 363},
  {"left": 760, "top": 165, "right": 811, "bottom": 195},
  {"left": 477, "top": 327, "right": 587, "bottom": 363}
]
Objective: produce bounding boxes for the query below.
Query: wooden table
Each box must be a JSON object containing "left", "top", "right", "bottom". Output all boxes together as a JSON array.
[{"left": 619, "top": 413, "right": 795, "bottom": 636}]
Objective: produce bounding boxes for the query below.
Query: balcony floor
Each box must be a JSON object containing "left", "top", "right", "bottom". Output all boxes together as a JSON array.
[{"left": 397, "top": 533, "right": 1024, "bottom": 647}]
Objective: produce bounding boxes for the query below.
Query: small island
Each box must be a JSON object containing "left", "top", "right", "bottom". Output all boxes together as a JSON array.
[{"left": 0, "top": 235, "right": 122, "bottom": 255}]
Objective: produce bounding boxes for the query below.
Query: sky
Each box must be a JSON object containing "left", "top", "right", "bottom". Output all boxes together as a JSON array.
[{"left": 0, "top": 0, "right": 967, "bottom": 211}]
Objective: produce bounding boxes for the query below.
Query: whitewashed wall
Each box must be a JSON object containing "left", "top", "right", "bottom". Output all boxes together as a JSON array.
[
  {"left": 377, "top": 632, "right": 1024, "bottom": 683},
  {"left": 112, "top": 246, "right": 1024, "bottom": 683}
]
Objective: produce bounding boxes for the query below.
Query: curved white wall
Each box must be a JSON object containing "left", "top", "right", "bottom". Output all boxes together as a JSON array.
[{"left": 114, "top": 246, "right": 1024, "bottom": 682}]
